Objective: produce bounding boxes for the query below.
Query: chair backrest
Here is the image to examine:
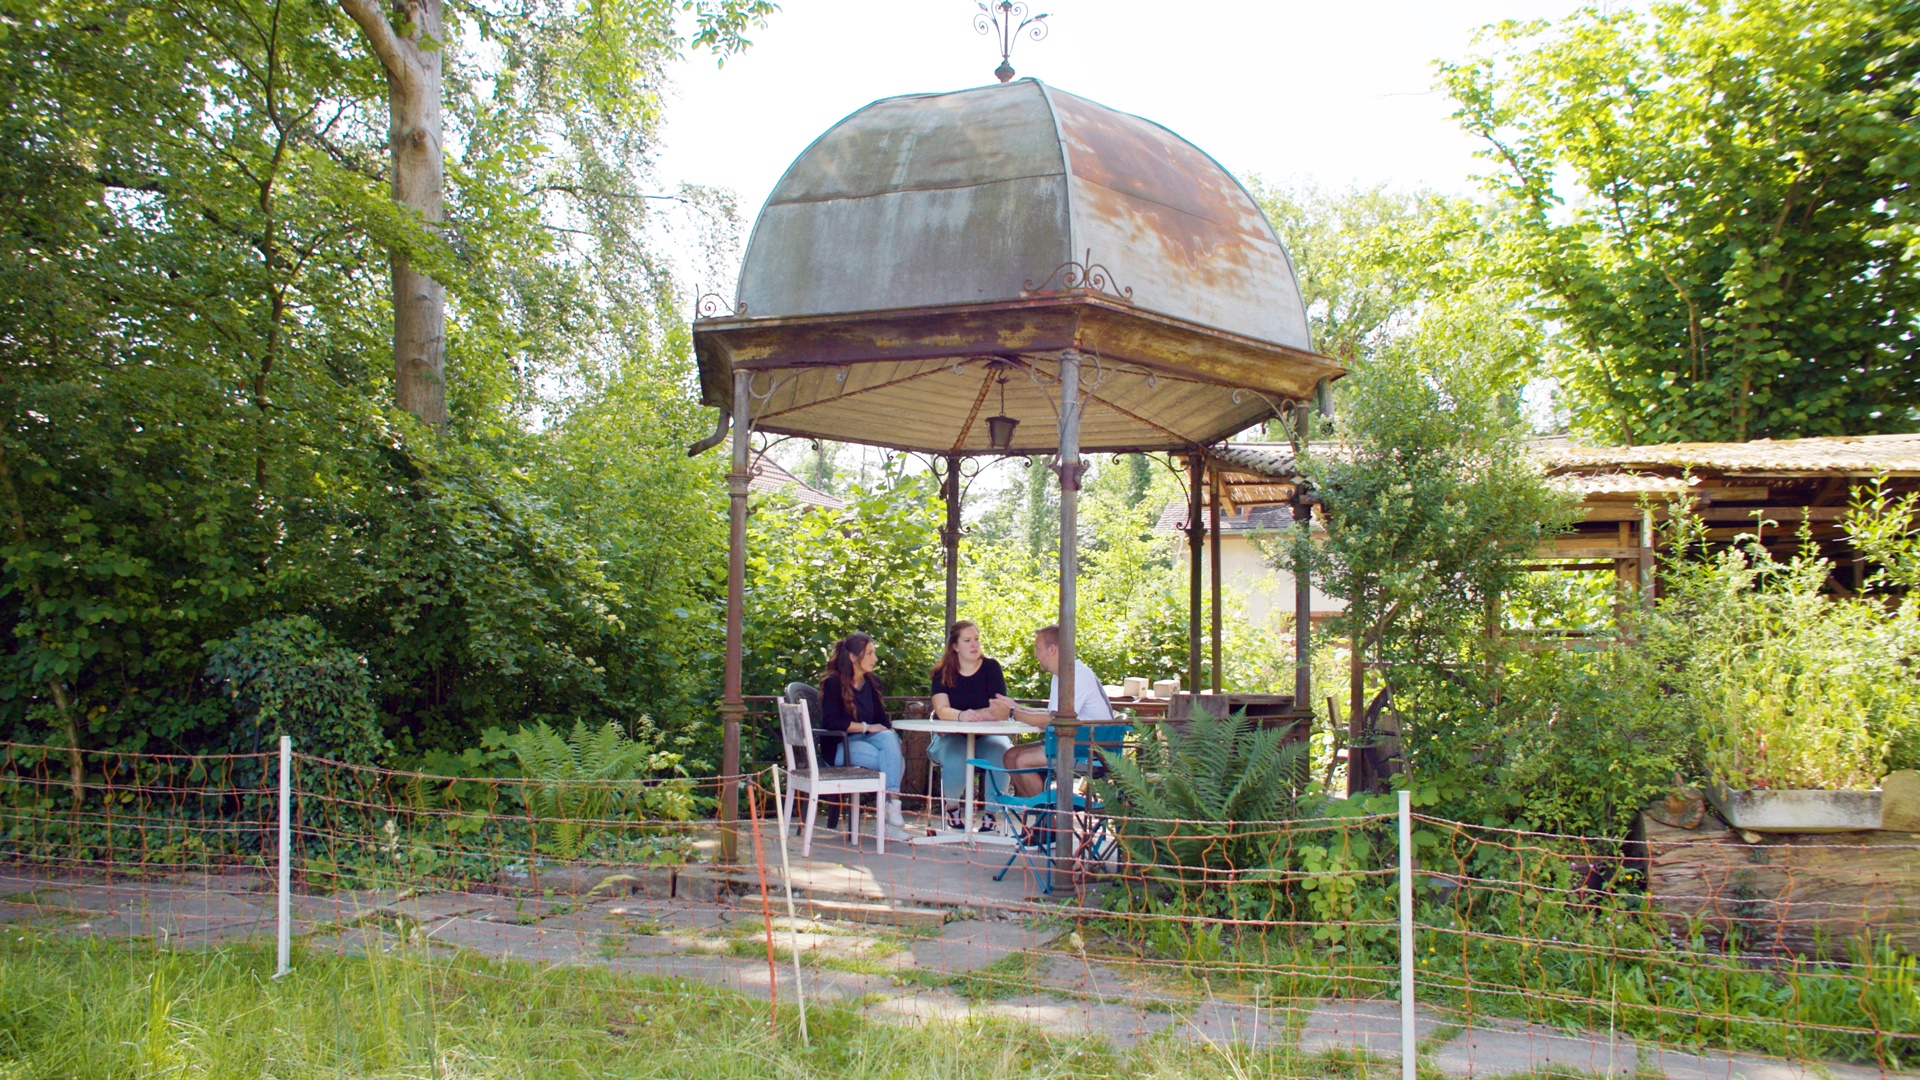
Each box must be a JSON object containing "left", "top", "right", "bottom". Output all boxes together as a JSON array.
[
  {"left": 776, "top": 699, "right": 818, "bottom": 777},
  {"left": 1045, "top": 722, "right": 1133, "bottom": 768},
  {"left": 784, "top": 681, "right": 823, "bottom": 715}
]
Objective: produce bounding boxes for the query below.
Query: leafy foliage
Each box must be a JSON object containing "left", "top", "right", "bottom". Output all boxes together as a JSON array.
[
  {"left": 0, "top": 0, "right": 742, "bottom": 761},
  {"left": 743, "top": 473, "right": 945, "bottom": 700},
  {"left": 1297, "top": 354, "right": 1578, "bottom": 722},
  {"left": 1443, "top": 0, "right": 1920, "bottom": 443},
  {"left": 1098, "top": 712, "right": 1312, "bottom": 886},
  {"left": 501, "top": 720, "right": 697, "bottom": 858},
  {"left": 206, "top": 616, "right": 388, "bottom": 765},
  {"left": 1650, "top": 510, "right": 1920, "bottom": 791}
]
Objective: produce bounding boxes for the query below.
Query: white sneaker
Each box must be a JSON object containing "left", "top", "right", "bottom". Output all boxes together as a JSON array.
[
  {"left": 885, "top": 800, "right": 906, "bottom": 828},
  {"left": 885, "top": 823, "right": 913, "bottom": 843}
]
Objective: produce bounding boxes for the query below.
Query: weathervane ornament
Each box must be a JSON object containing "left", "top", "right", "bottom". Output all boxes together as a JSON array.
[{"left": 975, "top": 1, "right": 1049, "bottom": 83}]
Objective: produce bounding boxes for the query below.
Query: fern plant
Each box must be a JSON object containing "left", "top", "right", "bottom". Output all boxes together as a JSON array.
[
  {"left": 1096, "top": 711, "right": 1317, "bottom": 890},
  {"left": 502, "top": 720, "right": 696, "bottom": 858}
]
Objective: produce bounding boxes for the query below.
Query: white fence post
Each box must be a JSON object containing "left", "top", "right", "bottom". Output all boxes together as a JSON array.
[
  {"left": 770, "top": 765, "right": 809, "bottom": 1047},
  {"left": 1398, "top": 788, "right": 1415, "bottom": 1080},
  {"left": 276, "top": 734, "right": 292, "bottom": 979}
]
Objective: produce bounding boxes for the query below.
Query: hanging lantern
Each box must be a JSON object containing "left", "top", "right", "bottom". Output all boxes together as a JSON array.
[
  {"left": 985, "top": 374, "right": 1018, "bottom": 450},
  {"left": 986, "top": 413, "right": 1020, "bottom": 450}
]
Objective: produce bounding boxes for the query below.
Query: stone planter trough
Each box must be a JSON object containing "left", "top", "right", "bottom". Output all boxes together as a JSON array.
[{"left": 1704, "top": 783, "right": 1883, "bottom": 833}]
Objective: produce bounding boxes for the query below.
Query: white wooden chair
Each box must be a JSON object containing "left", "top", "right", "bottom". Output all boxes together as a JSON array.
[{"left": 778, "top": 699, "right": 887, "bottom": 856}]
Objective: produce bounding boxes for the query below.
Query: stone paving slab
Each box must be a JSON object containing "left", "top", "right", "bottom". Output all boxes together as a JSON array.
[
  {"left": 0, "top": 867, "right": 83, "bottom": 899},
  {"left": 0, "top": 900, "right": 74, "bottom": 928},
  {"left": 1432, "top": 1022, "right": 1639, "bottom": 1077},
  {"left": 423, "top": 917, "right": 589, "bottom": 963},
  {"left": 1298, "top": 999, "right": 1443, "bottom": 1057},
  {"left": 1171, "top": 999, "right": 1295, "bottom": 1050},
  {"left": 603, "top": 953, "right": 892, "bottom": 1002},
  {"left": 34, "top": 888, "right": 276, "bottom": 941},
  {"left": 1033, "top": 954, "right": 1156, "bottom": 1003},
  {"left": 1638, "top": 1046, "right": 1891, "bottom": 1080},
  {"left": 910, "top": 919, "right": 1056, "bottom": 973},
  {"left": 978, "top": 994, "right": 1175, "bottom": 1049}
]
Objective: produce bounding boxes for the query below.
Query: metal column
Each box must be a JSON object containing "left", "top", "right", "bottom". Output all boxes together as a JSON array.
[
  {"left": 1186, "top": 453, "right": 1204, "bottom": 698},
  {"left": 1053, "top": 351, "right": 1084, "bottom": 888},
  {"left": 719, "top": 368, "right": 751, "bottom": 864},
  {"left": 942, "top": 454, "right": 962, "bottom": 630},
  {"left": 1293, "top": 404, "right": 1313, "bottom": 711},
  {"left": 1209, "top": 463, "right": 1223, "bottom": 694}
]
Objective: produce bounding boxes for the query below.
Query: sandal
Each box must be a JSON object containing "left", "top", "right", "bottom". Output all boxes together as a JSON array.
[
  {"left": 978, "top": 812, "right": 998, "bottom": 833},
  {"left": 946, "top": 805, "right": 965, "bottom": 831}
]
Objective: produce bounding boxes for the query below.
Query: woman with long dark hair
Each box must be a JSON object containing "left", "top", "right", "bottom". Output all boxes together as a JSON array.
[
  {"left": 927, "top": 620, "right": 1012, "bottom": 832},
  {"left": 819, "top": 631, "right": 910, "bottom": 841}
]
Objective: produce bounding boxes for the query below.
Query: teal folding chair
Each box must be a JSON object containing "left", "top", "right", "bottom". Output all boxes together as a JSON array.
[{"left": 967, "top": 720, "right": 1130, "bottom": 894}]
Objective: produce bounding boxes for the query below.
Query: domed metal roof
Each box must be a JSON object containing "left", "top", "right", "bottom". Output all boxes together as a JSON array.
[
  {"left": 691, "top": 80, "right": 1342, "bottom": 456},
  {"left": 735, "top": 79, "right": 1310, "bottom": 349}
]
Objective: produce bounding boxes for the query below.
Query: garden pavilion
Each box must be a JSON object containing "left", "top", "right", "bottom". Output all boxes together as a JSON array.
[{"left": 688, "top": 77, "right": 1345, "bottom": 864}]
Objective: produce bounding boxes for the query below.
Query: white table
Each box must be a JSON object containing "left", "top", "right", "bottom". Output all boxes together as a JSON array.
[{"left": 891, "top": 718, "right": 1034, "bottom": 846}]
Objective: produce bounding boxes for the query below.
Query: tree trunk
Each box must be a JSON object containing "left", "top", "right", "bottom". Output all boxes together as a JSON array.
[{"left": 341, "top": 0, "right": 447, "bottom": 429}]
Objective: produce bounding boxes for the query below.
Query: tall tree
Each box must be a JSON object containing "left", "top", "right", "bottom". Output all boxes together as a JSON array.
[
  {"left": 336, "top": 0, "right": 773, "bottom": 427},
  {"left": 1443, "top": 0, "right": 1920, "bottom": 444},
  {"left": 339, "top": 0, "right": 449, "bottom": 426}
]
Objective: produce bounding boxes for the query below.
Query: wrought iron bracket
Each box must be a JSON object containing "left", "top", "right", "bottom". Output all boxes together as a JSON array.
[
  {"left": 1023, "top": 250, "right": 1134, "bottom": 303},
  {"left": 695, "top": 293, "right": 742, "bottom": 318}
]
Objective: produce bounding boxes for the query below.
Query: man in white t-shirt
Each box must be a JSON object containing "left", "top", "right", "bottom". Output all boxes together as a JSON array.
[{"left": 992, "top": 624, "right": 1114, "bottom": 798}]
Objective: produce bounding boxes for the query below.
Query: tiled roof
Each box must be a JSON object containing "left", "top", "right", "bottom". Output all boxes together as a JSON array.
[
  {"left": 750, "top": 457, "right": 848, "bottom": 510},
  {"left": 1539, "top": 433, "right": 1920, "bottom": 476},
  {"left": 1552, "top": 473, "right": 1694, "bottom": 496},
  {"left": 1153, "top": 503, "right": 1297, "bottom": 535}
]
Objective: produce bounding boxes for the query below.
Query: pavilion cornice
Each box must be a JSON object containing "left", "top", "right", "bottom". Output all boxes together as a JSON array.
[{"left": 692, "top": 295, "right": 1343, "bottom": 412}]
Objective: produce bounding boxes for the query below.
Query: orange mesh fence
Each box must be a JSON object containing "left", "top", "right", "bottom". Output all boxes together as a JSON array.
[{"left": 3, "top": 741, "right": 1915, "bottom": 1073}]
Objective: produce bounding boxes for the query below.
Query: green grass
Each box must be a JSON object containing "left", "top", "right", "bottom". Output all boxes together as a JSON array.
[{"left": 0, "top": 933, "right": 1417, "bottom": 1079}]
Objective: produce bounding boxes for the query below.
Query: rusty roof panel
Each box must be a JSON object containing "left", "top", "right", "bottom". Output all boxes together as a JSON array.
[{"left": 732, "top": 79, "right": 1310, "bottom": 353}]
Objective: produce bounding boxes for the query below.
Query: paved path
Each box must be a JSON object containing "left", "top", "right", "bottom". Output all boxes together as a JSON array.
[{"left": 0, "top": 864, "right": 1906, "bottom": 1079}]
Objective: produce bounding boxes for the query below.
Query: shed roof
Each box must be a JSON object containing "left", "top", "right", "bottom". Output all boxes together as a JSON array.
[{"left": 1538, "top": 433, "right": 1920, "bottom": 476}]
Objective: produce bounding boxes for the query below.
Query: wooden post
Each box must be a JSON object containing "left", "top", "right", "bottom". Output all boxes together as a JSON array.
[
  {"left": 1348, "top": 627, "right": 1368, "bottom": 796},
  {"left": 1186, "top": 453, "right": 1205, "bottom": 698},
  {"left": 1639, "top": 508, "right": 1656, "bottom": 609},
  {"left": 719, "top": 369, "right": 751, "bottom": 864},
  {"left": 1054, "top": 351, "right": 1084, "bottom": 888},
  {"left": 1209, "top": 463, "right": 1223, "bottom": 695}
]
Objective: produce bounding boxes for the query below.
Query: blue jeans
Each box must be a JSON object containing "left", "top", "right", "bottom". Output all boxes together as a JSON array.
[
  {"left": 836, "top": 728, "right": 904, "bottom": 794},
  {"left": 927, "top": 732, "right": 1013, "bottom": 804}
]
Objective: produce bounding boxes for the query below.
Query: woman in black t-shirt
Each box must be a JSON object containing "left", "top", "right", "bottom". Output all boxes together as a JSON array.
[{"left": 927, "top": 620, "right": 1014, "bottom": 832}]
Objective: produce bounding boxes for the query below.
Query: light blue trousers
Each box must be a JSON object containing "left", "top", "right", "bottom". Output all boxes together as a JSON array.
[
  {"left": 927, "top": 732, "right": 1014, "bottom": 803},
  {"left": 836, "top": 728, "right": 905, "bottom": 794}
]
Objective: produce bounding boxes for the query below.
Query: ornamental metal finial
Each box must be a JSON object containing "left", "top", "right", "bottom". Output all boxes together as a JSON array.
[{"left": 975, "top": 1, "right": 1048, "bottom": 83}]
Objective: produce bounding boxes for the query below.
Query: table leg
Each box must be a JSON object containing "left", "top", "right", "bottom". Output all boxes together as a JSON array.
[{"left": 963, "top": 733, "right": 976, "bottom": 835}]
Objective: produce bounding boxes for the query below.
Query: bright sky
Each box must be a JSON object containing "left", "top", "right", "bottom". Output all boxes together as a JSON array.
[{"left": 655, "top": 0, "right": 1589, "bottom": 290}]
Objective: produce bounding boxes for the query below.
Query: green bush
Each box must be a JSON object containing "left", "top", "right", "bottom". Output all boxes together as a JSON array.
[
  {"left": 1651, "top": 511, "right": 1920, "bottom": 791},
  {"left": 205, "top": 616, "right": 388, "bottom": 764}
]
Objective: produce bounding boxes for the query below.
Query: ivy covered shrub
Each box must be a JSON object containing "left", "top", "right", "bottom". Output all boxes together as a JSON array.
[{"left": 206, "top": 616, "right": 388, "bottom": 764}]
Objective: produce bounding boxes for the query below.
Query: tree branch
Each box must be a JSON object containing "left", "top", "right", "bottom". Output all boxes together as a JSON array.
[{"left": 339, "top": 0, "right": 415, "bottom": 92}]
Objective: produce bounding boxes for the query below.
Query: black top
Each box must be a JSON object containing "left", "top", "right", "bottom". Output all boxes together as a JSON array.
[
  {"left": 930, "top": 657, "right": 1008, "bottom": 713},
  {"left": 819, "top": 674, "right": 889, "bottom": 733}
]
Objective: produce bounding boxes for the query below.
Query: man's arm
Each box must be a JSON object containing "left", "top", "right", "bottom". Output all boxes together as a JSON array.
[{"left": 993, "top": 694, "right": 1050, "bottom": 727}]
